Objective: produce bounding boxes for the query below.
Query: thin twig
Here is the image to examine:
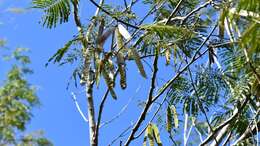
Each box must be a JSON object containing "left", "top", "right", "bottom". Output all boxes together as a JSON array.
[
  {"left": 124, "top": 48, "right": 159, "bottom": 146},
  {"left": 195, "top": 127, "right": 204, "bottom": 143},
  {"left": 109, "top": 125, "right": 133, "bottom": 146},
  {"left": 95, "top": 69, "right": 119, "bottom": 145},
  {"left": 181, "top": 0, "right": 212, "bottom": 24},
  {"left": 71, "top": 92, "right": 88, "bottom": 122},
  {"left": 96, "top": 89, "right": 109, "bottom": 127},
  {"left": 100, "top": 85, "right": 141, "bottom": 128},
  {"left": 89, "top": 0, "right": 139, "bottom": 29},
  {"left": 165, "top": 0, "right": 184, "bottom": 24},
  {"left": 222, "top": 132, "right": 232, "bottom": 146}
]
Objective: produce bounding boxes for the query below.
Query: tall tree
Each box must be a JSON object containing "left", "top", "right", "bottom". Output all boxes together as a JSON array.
[{"left": 32, "top": 0, "right": 259, "bottom": 145}]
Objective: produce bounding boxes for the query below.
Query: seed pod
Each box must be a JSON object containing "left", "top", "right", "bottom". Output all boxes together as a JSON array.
[
  {"left": 102, "top": 68, "right": 117, "bottom": 99},
  {"left": 165, "top": 48, "right": 171, "bottom": 65},
  {"left": 171, "top": 105, "right": 178, "bottom": 128},
  {"left": 115, "top": 27, "right": 125, "bottom": 51},
  {"left": 147, "top": 124, "right": 155, "bottom": 146},
  {"left": 166, "top": 106, "right": 173, "bottom": 132},
  {"left": 107, "top": 59, "right": 115, "bottom": 87},
  {"left": 80, "top": 52, "right": 91, "bottom": 85},
  {"left": 118, "top": 24, "right": 131, "bottom": 41},
  {"left": 117, "top": 52, "right": 127, "bottom": 89},
  {"left": 152, "top": 124, "right": 162, "bottom": 146},
  {"left": 95, "top": 59, "right": 102, "bottom": 87},
  {"left": 97, "top": 18, "right": 105, "bottom": 52},
  {"left": 98, "top": 27, "right": 116, "bottom": 48},
  {"left": 130, "top": 49, "right": 147, "bottom": 78}
]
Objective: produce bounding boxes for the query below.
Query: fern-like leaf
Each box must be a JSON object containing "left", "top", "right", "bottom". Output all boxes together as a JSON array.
[
  {"left": 46, "top": 38, "right": 79, "bottom": 66},
  {"left": 32, "top": 0, "right": 71, "bottom": 28}
]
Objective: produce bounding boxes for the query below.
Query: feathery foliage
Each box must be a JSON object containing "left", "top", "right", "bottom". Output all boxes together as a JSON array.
[{"left": 32, "top": 0, "right": 71, "bottom": 28}]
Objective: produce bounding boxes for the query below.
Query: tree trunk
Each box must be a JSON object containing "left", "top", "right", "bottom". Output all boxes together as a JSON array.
[{"left": 86, "top": 82, "right": 97, "bottom": 146}]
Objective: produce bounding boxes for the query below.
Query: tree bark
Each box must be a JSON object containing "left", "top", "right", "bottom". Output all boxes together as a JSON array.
[{"left": 86, "top": 82, "right": 97, "bottom": 146}]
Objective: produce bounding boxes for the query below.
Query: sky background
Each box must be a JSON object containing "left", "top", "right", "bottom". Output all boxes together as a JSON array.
[{"left": 0, "top": 0, "right": 180, "bottom": 145}]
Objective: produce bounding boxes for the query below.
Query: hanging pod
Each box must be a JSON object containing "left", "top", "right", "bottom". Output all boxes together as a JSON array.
[
  {"left": 129, "top": 48, "right": 147, "bottom": 78},
  {"left": 118, "top": 24, "right": 131, "bottom": 41},
  {"left": 165, "top": 48, "right": 171, "bottom": 65},
  {"left": 80, "top": 51, "right": 91, "bottom": 85},
  {"left": 143, "top": 123, "right": 163, "bottom": 146},
  {"left": 102, "top": 67, "right": 117, "bottom": 99},
  {"left": 115, "top": 27, "right": 127, "bottom": 89},
  {"left": 116, "top": 52, "right": 127, "bottom": 89}
]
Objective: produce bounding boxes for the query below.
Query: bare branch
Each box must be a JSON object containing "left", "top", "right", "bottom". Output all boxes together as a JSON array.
[
  {"left": 181, "top": 0, "right": 212, "bottom": 24},
  {"left": 165, "top": 0, "right": 184, "bottom": 24},
  {"left": 109, "top": 125, "right": 133, "bottom": 146},
  {"left": 222, "top": 132, "right": 232, "bottom": 146},
  {"left": 96, "top": 89, "right": 109, "bottom": 127},
  {"left": 71, "top": 92, "right": 88, "bottom": 122},
  {"left": 124, "top": 48, "right": 159, "bottom": 146},
  {"left": 95, "top": 69, "right": 119, "bottom": 145},
  {"left": 89, "top": 0, "right": 139, "bottom": 29},
  {"left": 100, "top": 85, "right": 141, "bottom": 128}
]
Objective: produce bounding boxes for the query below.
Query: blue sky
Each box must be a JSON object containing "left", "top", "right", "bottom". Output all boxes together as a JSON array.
[{"left": 0, "top": 0, "right": 178, "bottom": 145}]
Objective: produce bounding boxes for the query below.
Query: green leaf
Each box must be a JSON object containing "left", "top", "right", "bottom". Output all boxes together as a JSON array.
[
  {"left": 141, "top": 24, "right": 191, "bottom": 38},
  {"left": 32, "top": 0, "right": 71, "bottom": 28},
  {"left": 46, "top": 38, "right": 78, "bottom": 66}
]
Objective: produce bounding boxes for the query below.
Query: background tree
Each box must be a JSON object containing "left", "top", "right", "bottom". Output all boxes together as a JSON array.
[
  {"left": 32, "top": 0, "right": 259, "bottom": 145},
  {"left": 0, "top": 41, "right": 52, "bottom": 146}
]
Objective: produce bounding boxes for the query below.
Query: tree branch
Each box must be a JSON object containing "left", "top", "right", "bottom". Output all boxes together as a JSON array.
[
  {"left": 89, "top": 0, "right": 139, "bottom": 29},
  {"left": 71, "top": 92, "right": 88, "bottom": 122},
  {"left": 151, "top": 24, "right": 217, "bottom": 102},
  {"left": 165, "top": 0, "right": 184, "bottom": 24},
  {"left": 124, "top": 48, "right": 159, "bottom": 146},
  {"left": 100, "top": 85, "right": 140, "bottom": 128},
  {"left": 181, "top": 0, "right": 212, "bottom": 24},
  {"left": 86, "top": 80, "right": 97, "bottom": 146}
]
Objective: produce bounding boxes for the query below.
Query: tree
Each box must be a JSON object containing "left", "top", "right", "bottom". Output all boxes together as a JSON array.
[
  {"left": 32, "top": 0, "right": 259, "bottom": 145},
  {"left": 0, "top": 42, "right": 53, "bottom": 146}
]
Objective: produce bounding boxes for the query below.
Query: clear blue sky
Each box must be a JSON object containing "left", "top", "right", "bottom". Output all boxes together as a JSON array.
[{"left": 0, "top": 0, "right": 183, "bottom": 145}]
